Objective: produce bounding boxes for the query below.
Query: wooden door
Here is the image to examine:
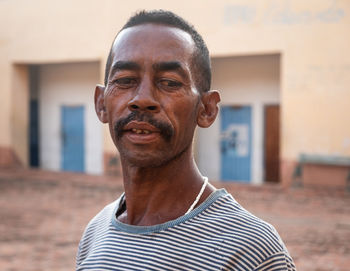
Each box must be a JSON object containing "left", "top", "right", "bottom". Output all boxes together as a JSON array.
[{"left": 264, "top": 105, "right": 280, "bottom": 182}]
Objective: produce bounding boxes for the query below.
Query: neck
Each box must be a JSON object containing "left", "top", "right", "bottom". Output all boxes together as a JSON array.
[{"left": 118, "top": 146, "right": 215, "bottom": 226}]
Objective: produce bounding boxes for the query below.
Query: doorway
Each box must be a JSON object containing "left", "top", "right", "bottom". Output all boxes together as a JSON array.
[
  {"left": 197, "top": 54, "right": 280, "bottom": 184},
  {"left": 29, "top": 65, "right": 40, "bottom": 167},
  {"left": 33, "top": 61, "right": 102, "bottom": 174}
]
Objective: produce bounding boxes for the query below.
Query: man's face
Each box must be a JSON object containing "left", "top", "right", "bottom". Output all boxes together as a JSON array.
[{"left": 102, "top": 23, "right": 201, "bottom": 167}]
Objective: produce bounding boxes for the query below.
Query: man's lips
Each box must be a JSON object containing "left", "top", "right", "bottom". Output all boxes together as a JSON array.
[
  {"left": 123, "top": 121, "right": 160, "bottom": 133},
  {"left": 121, "top": 121, "right": 161, "bottom": 144},
  {"left": 114, "top": 112, "right": 174, "bottom": 142},
  {"left": 123, "top": 121, "right": 161, "bottom": 137}
]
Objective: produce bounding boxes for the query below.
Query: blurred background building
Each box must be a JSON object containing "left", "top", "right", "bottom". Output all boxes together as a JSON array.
[{"left": 1, "top": 0, "right": 349, "bottom": 187}]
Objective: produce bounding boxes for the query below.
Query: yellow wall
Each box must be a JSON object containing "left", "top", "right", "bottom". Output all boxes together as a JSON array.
[
  {"left": 0, "top": 0, "right": 12, "bottom": 149},
  {"left": 1, "top": 0, "right": 350, "bottom": 177},
  {"left": 11, "top": 65, "right": 30, "bottom": 166}
]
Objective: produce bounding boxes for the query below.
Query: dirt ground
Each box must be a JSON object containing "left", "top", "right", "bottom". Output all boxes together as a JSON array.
[{"left": 0, "top": 168, "right": 349, "bottom": 271}]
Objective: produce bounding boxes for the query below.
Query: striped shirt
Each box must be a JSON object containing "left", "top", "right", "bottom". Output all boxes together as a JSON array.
[{"left": 76, "top": 189, "right": 296, "bottom": 270}]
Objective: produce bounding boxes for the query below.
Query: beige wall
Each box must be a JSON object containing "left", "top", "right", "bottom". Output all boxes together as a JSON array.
[
  {"left": 1, "top": 0, "right": 350, "bottom": 183},
  {"left": 0, "top": 5, "right": 13, "bottom": 150},
  {"left": 11, "top": 65, "right": 30, "bottom": 166}
]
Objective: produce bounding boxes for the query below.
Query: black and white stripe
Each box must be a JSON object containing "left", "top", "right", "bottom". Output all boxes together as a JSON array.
[{"left": 76, "top": 189, "right": 296, "bottom": 271}]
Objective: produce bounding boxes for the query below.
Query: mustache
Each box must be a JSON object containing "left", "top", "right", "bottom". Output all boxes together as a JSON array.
[{"left": 114, "top": 112, "right": 174, "bottom": 142}]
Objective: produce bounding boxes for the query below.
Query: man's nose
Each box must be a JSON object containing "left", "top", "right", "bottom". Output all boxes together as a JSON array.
[{"left": 127, "top": 79, "right": 160, "bottom": 113}]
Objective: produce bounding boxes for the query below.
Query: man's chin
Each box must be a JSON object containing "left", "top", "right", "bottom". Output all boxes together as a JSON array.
[{"left": 125, "top": 155, "right": 170, "bottom": 168}]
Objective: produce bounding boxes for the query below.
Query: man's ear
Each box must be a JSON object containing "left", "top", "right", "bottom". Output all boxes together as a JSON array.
[
  {"left": 94, "top": 84, "right": 108, "bottom": 123},
  {"left": 197, "top": 90, "right": 221, "bottom": 128}
]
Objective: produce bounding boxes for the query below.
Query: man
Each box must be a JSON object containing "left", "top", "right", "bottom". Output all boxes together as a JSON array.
[{"left": 76, "top": 10, "right": 296, "bottom": 271}]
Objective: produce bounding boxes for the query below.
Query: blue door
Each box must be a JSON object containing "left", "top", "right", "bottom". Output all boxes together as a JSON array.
[
  {"left": 61, "top": 106, "right": 85, "bottom": 172},
  {"left": 220, "top": 106, "right": 252, "bottom": 182}
]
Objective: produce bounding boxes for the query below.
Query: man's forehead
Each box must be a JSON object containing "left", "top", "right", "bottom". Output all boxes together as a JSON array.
[{"left": 111, "top": 23, "right": 195, "bottom": 57}]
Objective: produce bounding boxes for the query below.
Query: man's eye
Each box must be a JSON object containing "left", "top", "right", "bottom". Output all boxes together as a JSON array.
[
  {"left": 112, "top": 78, "right": 137, "bottom": 88},
  {"left": 158, "top": 79, "right": 183, "bottom": 90}
]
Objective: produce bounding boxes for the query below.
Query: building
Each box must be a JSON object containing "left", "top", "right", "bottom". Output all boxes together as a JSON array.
[{"left": 1, "top": 0, "right": 350, "bottom": 187}]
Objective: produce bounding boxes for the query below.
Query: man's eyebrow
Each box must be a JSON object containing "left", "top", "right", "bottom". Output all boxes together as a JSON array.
[
  {"left": 152, "top": 61, "right": 188, "bottom": 77},
  {"left": 109, "top": 61, "right": 140, "bottom": 76}
]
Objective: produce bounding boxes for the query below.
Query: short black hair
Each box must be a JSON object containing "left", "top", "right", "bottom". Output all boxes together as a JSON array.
[{"left": 104, "top": 10, "right": 211, "bottom": 93}]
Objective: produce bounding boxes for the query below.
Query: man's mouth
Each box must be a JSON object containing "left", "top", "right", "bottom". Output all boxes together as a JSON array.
[
  {"left": 123, "top": 121, "right": 160, "bottom": 134},
  {"left": 121, "top": 122, "right": 162, "bottom": 144},
  {"left": 114, "top": 112, "right": 174, "bottom": 142},
  {"left": 131, "top": 128, "right": 152, "bottom": 134},
  {"left": 120, "top": 121, "right": 162, "bottom": 143}
]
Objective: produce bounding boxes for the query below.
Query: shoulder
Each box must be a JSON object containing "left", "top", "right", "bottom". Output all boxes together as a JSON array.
[
  {"left": 210, "top": 193, "right": 283, "bottom": 240},
  {"left": 202, "top": 191, "right": 296, "bottom": 270},
  {"left": 84, "top": 199, "right": 118, "bottom": 232},
  {"left": 76, "top": 197, "right": 121, "bottom": 266}
]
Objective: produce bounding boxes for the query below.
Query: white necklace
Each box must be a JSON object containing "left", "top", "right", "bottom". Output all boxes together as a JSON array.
[{"left": 184, "top": 177, "right": 209, "bottom": 215}]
